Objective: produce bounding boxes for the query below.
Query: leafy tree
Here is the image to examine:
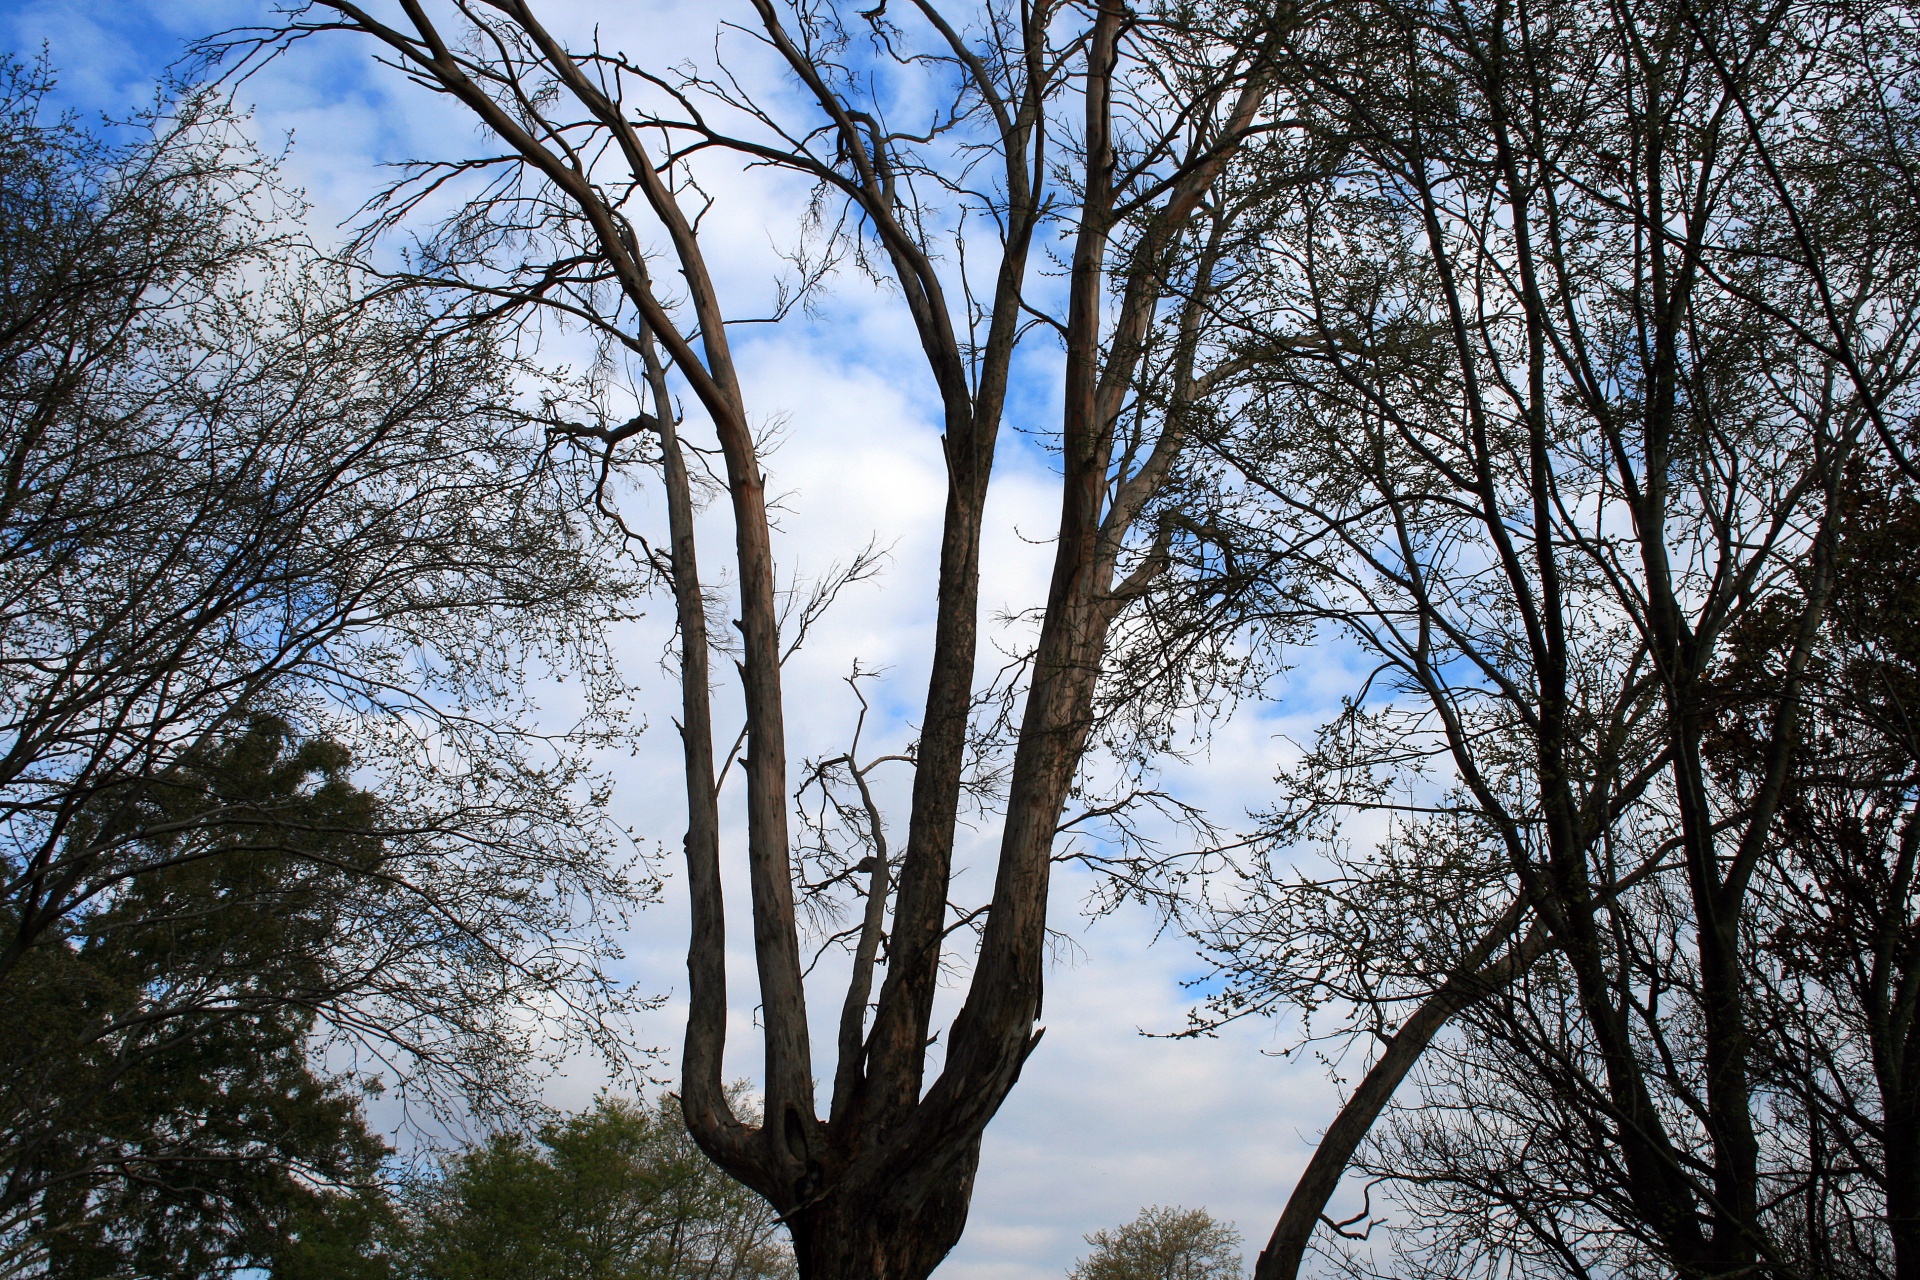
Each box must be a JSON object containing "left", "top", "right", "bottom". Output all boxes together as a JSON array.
[
  {"left": 3, "top": 718, "right": 396, "bottom": 1277},
  {"left": 1068, "top": 1207, "right": 1242, "bottom": 1280},
  {"left": 272, "top": 1188, "right": 400, "bottom": 1280},
  {"left": 0, "top": 49, "right": 653, "bottom": 1280},
  {"left": 0, "top": 46, "right": 650, "bottom": 1159},
  {"left": 405, "top": 1095, "right": 793, "bottom": 1280}
]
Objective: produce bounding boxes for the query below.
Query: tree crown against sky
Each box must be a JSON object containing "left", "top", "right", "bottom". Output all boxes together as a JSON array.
[
  {"left": 8, "top": 717, "right": 395, "bottom": 1280},
  {"left": 404, "top": 1093, "right": 793, "bottom": 1280},
  {"left": 1108, "top": 0, "right": 1920, "bottom": 1273},
  {"left": 200, "top": 4, "right": 1300, "bottom": 1276},
  {"left": 9, "top": 0, "right": 1920, "bottom": 1276},
  {"left": 0, "top": 49, "right": 666, "bottom": 1275},
  {"left": 1069, "top": 1207, "right": 1242, "bottom": 1280}
]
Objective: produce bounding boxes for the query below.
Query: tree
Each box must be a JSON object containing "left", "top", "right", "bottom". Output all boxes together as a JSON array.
[
  {"left": 214, "top": 4, "right": 1292, "bottom": 1275},
  {"left": 403, "top": 1094, "right": 793, "bottom": 1280},
  {"left": 0, "top": 53, "right": 653, "bottom": 1274},
  {"left": 3, "top": 718, "right": 395, "bottom": 1278},
  {"left": 1758, "top": 470, "right": 1920, "bottom": 1273},
  {"left": 1068, "top": 1207, "right": 1242, "bottom": 1280},
  {"left": 1681, "top": 461, "right": 1920, "bottom": 1276},
  {"left": 1115, "top": 0, "right": 1920, "bottom": 1272}
]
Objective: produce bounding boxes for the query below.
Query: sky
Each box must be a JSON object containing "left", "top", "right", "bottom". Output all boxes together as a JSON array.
[{"left": 0, "top": 4, "right": 1362, "bottom": 1276}]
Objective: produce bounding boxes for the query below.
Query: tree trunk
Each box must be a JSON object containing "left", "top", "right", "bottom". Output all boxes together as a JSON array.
[
  {"left": 786, "top": 1144, "right": 982, "bottom": 1280},
  {"left": 1255, "top": 913, "right": 1549, "bottom": 1280},
  {"left": 286, "top": 6, "right": 1279, "bottom": 1276},
  {"left": 1889, "top": 1095, "right": 1920, "bottom": 1280}
]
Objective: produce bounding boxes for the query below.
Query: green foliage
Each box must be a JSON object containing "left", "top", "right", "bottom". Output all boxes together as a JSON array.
[
  {"left": 0, "top": 41, "right": 663, "bottom": 1277},
  {"left": 405, "top": 1095, "right": 792, "bottom": 1280},
  {"left": 1068, "top": 1207, "right": 1242, "bottom": 1280},
  {"left": 270, "top": 1188, "right": 400, "bottom": 1280},
  {"left": 2, "top": 717, "right": 396, "bottom": 1277}
]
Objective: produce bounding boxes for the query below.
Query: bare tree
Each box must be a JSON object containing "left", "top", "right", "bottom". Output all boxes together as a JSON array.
[
  {"left": 214, "top": 2, "right": 1291, "bottom": 1275},
  {"left": 1120, "top": 0, "right": 1920, "bottom": 1272},
  {"left": 1672, "top": 461, "right": 1920, "bottom": 1277}
]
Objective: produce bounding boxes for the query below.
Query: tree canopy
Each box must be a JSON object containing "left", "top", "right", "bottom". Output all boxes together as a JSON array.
[
  {"left": 0, "top": 50, "right": 656, "bottom": 1279},
  {"left": 1069, "top": 1207, "right": 1242, "bottom": 1280},
  {"left": 6, "top": 718, "right": 395, "bottom": 1278},
  {"left": 10, "top": 0, "right": 1920, "bottom": 1277},
  {"left": 404, "top": 1095, "right": 793, "bottom": 1280}
]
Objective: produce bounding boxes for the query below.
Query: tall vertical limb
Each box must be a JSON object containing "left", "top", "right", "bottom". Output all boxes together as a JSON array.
[{"left": 640, "top": 325, "right": 752, "bottom": 1173}]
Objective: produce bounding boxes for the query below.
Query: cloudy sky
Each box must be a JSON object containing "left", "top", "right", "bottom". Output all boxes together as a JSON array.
[{"left": 1, "top": 4, "right": 1362, "bottom": 1276}]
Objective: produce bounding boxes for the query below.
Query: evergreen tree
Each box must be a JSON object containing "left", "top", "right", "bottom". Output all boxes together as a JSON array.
[{"left": 4, "top": 718, "right": 396, "bottom": 1277}]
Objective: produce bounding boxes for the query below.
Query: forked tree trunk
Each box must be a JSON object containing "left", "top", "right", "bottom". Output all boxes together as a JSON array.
[
  {"left": 291, "top": 5, "right": 1278, "bottom": 1276},
  {"left": 786, "top": 1145, "right": 982, "bottom": 1280}
]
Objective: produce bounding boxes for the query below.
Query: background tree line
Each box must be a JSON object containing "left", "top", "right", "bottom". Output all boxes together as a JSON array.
[
  {"left": 7, "top": 0, "right": 1920, "bottom": 1277},
  {"left": 286, "top": 1093, "right": 794, "bottom": 1280}
]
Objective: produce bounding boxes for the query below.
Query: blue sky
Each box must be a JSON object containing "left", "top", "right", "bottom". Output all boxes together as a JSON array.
[{"left": 1, "top": 5, "right": 1361, "bottom": 1276}]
